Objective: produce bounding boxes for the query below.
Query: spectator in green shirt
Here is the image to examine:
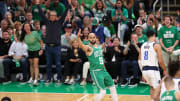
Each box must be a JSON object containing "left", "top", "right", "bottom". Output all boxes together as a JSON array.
[
  {"left": 91, "top": 0, "right": 106, "bottom": 22},
  {"left": 158, "top": 15, "right": 180, "bottom": 68},
  {"left": 45, "top": 0, "right": 65, "bottom": 18},
  {"left": 134, "top": 24, "right": 147, "bottom": 43},
  {"left": 111, "top": 0, "right": 128, "bottom": 44},
  {"left": 69, "top": 0, "right": 84, "bottom": 20},
  {"left": 78, "top": 0, "right": 95, "bottom": 9},
  {"left": 28, "top": 0, "right": 47, "bottom": 22},
  {"left": 22, "top": 23, "right": 44, "bottom": 86}
]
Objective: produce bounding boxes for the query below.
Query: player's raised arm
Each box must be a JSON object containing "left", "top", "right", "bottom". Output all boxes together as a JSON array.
[
  {"left": 77, "top": 29, "right": 91, "bottom": 53},
  {"left": 154, "top": 44, "right": 166, "bottom": 75}
]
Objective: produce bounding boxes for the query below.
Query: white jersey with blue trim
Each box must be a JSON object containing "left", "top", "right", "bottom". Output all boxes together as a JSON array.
[
  {"left": 160, "top": 78, "right": 180, "bottom": 97},
  {"left": 141, "top": 41, "right": 159, "bottom": 67}
]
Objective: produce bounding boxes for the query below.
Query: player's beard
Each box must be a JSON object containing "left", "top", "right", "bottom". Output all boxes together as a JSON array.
[{"left": 90, "top": 41, "right": 96, "bottom": 45}]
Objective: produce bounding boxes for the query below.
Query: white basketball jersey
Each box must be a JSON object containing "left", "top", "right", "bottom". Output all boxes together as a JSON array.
[
  {"left": 141, "top": 42, "right": 159, "bottom": 67},
  {"left": 160, "top": 78, "right": 180, "bottom": 97}
]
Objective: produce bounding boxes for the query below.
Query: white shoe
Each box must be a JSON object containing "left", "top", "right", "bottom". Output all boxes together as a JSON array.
[
  {"left": 64, "top": 79, "right": 69, "bottom": 84},
  {"left": 33, "top": 80, "right": 38, "bottom": 86},
  {"left": 27, "top": 77, "right": 33, "bottom": 84},
  {"left": 93, "top": 82, "right": 95, "bottom": 85},
  {"left": 80, "top": 81, "right": 87, "bottom": 86},
  {"left": 68, "top": 79, "right": 75, "bottom": 85}
]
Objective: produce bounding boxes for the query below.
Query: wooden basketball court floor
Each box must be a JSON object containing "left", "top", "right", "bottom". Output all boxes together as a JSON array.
[
  {"left": 0, "top": 92, "right": 151, "bottom": 101},
  {"left": 0, "top": 82, "right": 151, "bottom": 101}
]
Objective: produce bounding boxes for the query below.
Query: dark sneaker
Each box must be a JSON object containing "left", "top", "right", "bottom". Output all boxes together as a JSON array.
[
  {"left": 56, "top": 80, "right": 61, "bottom": 84},
  {"left": 45, "top": 79, "right": 52, "bottom": 85},
  {"left": 20, "top": 78, "right": 28, "bottom": 84},
  {"left": 121, "top": 79, "right": 128, "bottom": 87},
  {"left": 2, "top": 79, "right": 12, "bottom": 85},
  {"left": 128, "top": 78, "right": 137, "bottom": 87}
]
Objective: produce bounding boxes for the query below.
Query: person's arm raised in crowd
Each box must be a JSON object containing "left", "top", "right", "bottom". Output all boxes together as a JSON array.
[
  {"left": 7, "top": 14, "right": 14, "bottom": 28},
  {"left": 58, "top": 3, "right": 71, "bottom": 24},
  {"left": 91, "top": 0, "right": 98, "bottom": 9},
  {"left": 28, "top": 3, "right": 33, "bottom": 12},
  {"left": 124, "top": 0, "right": 134, "bottom": 10},
  {"left": 44, "top": 0, "right": 51, "bottom": 8},
  {"left": 81, "top": 2, "right": 94, "bottom": 17},
  {"left": 77, "top": 29, "right": 92, "bottom": 56},
  {"left": 102, "top": 0, "right": 106, "bottom": 9},
  {"left": 35, "top": 0, "right": 49, "bottom": 23},
  {"left": 78, "top": 5, "right": 85, "bottom": 18},
  {"left": 106, "top": 0, "right": 115, "bottom": 7}
]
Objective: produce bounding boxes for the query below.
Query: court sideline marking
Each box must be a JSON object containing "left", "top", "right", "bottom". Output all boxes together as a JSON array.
[{"left": 76, "top": 94, "right": 89, "bottom": 101}]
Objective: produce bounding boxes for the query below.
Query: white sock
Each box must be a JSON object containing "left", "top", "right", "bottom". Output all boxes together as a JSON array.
[
  {"left": 109, "top": 86, "right": 118, "bottom": 101},
  {"left": 94, "top": 89, "right": 106, "bottom": 101}
]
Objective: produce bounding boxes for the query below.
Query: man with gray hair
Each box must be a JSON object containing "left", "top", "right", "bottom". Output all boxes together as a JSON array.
[{"left": 36, "top": 0, "right": 70, "bottom": 84}]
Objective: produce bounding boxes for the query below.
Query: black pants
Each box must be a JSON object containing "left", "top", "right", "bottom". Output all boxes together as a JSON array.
[
  {"left": 3, "top": 58, "right": 29, "bottom": 80},
  {"left": 106, "top": 62, "right": 121, "bottom": 79},
  {"left": 121, "top": 60, "right": 139, "bottom": 79},
  {"left": 63, "top": 62, "right": 83, "bottom": 77}
]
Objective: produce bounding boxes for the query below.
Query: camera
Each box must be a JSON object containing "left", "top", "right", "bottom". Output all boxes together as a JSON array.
[{"left": 19, "top": 16, "right": 25, "bottom": 22}]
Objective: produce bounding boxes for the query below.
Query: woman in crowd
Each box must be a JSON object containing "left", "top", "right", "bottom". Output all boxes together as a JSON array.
[
  {"left": 91, "top": 0, "right": 106, "bottom": 22},
  {"left": 22, "top": 23, "right": 43, "bottom": 86},
  {"left": 64, "top": 39, "right": 86, "bottom": 85}
]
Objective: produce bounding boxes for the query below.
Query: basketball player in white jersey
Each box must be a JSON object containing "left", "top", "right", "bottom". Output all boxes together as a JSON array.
[
  {"left": 153, "top": 60, "right": 180, "bottom": 101},
  {"left": 139, "top": 30, "right": 167, "bottom": 100}
]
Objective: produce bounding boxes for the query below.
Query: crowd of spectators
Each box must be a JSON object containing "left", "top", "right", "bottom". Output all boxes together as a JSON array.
[{"left": 0, "top": 0, "right": 179, "bottom": 87}]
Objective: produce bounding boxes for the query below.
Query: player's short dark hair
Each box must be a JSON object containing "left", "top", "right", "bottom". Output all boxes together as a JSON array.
[
  {"left": 168, "top": 60, "right": 180, "bottom": 77},
  {"left": 146, "top": 30, "right": 155, "bottom": 38},
  {"left": 1, "top": 97, "right": 11, "bottom": 101}
]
